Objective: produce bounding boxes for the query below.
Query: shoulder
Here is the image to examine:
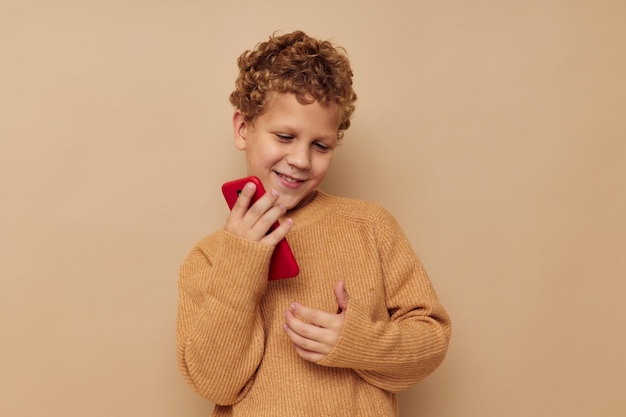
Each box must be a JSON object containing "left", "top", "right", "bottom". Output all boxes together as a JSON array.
[
  {"left": 318, "top": 191, "right": 399, "bottom": 229},
  {"left": 181, "top": 231, "right": 222, "bottom": 266}
]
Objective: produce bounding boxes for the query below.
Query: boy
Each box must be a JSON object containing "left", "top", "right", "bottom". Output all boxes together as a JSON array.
[{"left": 176, "top": 30, "right": 451, "bottom": 416}]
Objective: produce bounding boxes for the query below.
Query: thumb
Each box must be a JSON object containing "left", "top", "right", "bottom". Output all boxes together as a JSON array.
[{"left": 334, "top": 280, "right": 350, "bottom": 313}]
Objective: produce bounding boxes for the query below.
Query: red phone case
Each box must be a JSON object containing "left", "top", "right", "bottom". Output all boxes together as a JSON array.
[{"left": 221, "top": 176, "right": 299, "bottom": 280}]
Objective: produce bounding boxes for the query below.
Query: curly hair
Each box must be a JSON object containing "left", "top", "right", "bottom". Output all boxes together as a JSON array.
[{"left": 229, "top": 31, "right": 357, "bottom": 139}]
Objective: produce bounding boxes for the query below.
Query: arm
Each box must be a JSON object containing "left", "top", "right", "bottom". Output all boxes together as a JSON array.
[
  {"left": 318, "top": 210, "right": 451, "bottom": 392},
  {"left": 176, "top": 231, "right": 272, "bottom": 405},
  {"left": 177, "top": 183, "right": 293, "bottom": 403}
]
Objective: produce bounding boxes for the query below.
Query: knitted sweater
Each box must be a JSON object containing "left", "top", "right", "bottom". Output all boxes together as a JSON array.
[{"left": 176, "top": 190, "right": 451, "bottom": 417}]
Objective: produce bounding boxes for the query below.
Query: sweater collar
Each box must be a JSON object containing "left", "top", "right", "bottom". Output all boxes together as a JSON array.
[{"left": 280, "top": 189, "right": 335, "bottom": 230}]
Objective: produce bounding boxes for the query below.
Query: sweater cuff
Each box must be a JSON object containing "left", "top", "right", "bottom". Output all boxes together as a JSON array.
[
  {"left": 317, "top": 298, "right": 387, "bottom": 370},
  {"left": 201, "top": 229, "right": 274, "bottom": 305}
]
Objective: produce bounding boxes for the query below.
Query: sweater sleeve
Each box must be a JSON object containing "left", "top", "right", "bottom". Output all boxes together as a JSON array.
[
  {"left": 317, "top": 210, "right": 451, "bottom": 393},
  {"left": 176, "top": 229, "right": 274, "bottom": 405}
]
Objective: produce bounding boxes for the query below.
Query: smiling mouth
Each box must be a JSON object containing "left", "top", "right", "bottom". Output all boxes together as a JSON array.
[{"left": 276, "top": 171, "right": 303, "bottom": 184}]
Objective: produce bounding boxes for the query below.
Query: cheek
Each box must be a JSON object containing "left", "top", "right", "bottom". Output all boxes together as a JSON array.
[
  {"left": 246, "top": 145, "right": 279, "bottom": 168},
  {"left": 312, "top": 154, "right": 334, "bottom": 176}
]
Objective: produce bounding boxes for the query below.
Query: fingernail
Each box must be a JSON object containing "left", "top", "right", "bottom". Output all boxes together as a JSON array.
[{"left": 271, "top": 190, "right": 279, "bottom": 197}]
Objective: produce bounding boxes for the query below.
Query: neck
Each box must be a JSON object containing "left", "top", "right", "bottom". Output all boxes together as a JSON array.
[{"left": 288, "top": 190, "right": 318, "bottom": 212}]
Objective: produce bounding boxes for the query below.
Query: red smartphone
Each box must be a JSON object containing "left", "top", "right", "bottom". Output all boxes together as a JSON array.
[{"left": 221, "top": 176, "right": 299, "bottom": 280}]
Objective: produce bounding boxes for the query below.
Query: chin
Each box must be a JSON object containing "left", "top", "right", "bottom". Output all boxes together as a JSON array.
[
  {"left": 283, "top": 199, "right": 301, "bottom": 210},
  {"left": 286, "top": 190, "right": 317, "bottom": 211}
]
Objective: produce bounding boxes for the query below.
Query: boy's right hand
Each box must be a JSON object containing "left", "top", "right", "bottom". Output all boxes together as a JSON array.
[{"left": 224, "top": 181, "right": 293, "bottom": 246}]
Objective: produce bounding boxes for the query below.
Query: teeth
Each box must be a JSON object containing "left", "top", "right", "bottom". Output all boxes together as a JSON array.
[{"left": 279, "top": 173, "right": 298, "bottom": 183}]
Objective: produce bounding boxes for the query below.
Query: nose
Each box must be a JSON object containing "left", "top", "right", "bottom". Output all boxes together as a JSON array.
[{"left": 285, "top": 143, "right": 311, "bottom": 170}]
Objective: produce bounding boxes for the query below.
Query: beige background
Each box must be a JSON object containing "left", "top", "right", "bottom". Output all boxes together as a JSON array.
[{"left": 1, "top": 1, "right": 625, "bottom": 416}]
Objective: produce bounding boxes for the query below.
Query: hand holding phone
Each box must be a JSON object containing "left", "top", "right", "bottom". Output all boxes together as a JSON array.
[{"left": 222, "top": 176, "right": 299, "bottom": 280}]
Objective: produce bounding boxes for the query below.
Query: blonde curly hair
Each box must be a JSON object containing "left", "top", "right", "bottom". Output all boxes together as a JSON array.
[{"left": 229, "top": 31, "right": 357, "bottom": 139}]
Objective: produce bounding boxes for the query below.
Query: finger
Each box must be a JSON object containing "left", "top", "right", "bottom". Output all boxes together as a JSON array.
[
  {"left": 230, "top": 181, "right": 257, "bottom": 218},
  {"left": 248, "top": 200, "right": 285, "bottom": 237},
  {"left": 334, "top": 281, "right": 350, "bottom": 312},
  {"left": 282, "top": 321, "right": 332, "bottom": 356},
  {"left": 289, "top": 302, "right": 338, "bottom": 329},
  {"left": 226, "top": 188, "right": 286, "bottom": 241},
  {"left": 290, "top": 340, "right": 327, "bottom": 363},
  {"left": 283, "top": 312, "right": 335, "bottom": 362},
  {"left": 260, "top": 218, "right": 293, "bottom": 246},
  {"left": 224, "top": 182, "right": 261, "bottom": 235},
  {"left": 245, "top": 189, "right": 280, "bottom": 219},
  {"left": 284, "top": 309, "right": 339, "bottom": 346}
]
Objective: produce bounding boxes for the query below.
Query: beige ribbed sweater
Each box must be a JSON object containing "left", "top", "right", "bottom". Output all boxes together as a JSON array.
[{"left": 176, "top": 191, "right": 451, "bottom": 417}]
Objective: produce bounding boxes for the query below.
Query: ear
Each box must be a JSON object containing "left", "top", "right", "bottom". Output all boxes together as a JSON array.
[{"left": 232, "top": 110, "right": 248, "bottom": 151}]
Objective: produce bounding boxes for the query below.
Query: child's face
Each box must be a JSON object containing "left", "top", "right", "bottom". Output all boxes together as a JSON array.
[{"left": 233, "top": 92, "right": 341, "bottom": 210}]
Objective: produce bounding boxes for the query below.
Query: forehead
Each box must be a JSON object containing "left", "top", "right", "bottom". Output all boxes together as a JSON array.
[
  {"left": 258, "top": 92, "right": 341, "bottom": 138},
  {"left": 262, "top": 92, "right": 340, "bottom": 119}
]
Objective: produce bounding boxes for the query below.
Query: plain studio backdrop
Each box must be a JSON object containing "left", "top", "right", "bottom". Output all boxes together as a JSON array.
[{"left": 1, "top": 1, "right": 625, "bottom": 416}]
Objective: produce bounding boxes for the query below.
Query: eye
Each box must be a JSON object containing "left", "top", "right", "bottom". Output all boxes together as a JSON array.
[
  {"left": 275, "top": 133, "right": 294, "bottom": 141},
  {"left": 313, "top": 142, "right": 331, "bottom": 152}
]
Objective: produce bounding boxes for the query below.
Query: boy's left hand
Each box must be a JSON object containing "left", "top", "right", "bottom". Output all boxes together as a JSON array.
[{"left": 283, "top": 281, "right": 350, "bottom": 363}]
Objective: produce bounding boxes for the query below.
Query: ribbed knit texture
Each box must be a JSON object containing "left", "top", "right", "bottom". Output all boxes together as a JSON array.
[{"left": 176, "top": 191, "right": 451, "bottom": 417}]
